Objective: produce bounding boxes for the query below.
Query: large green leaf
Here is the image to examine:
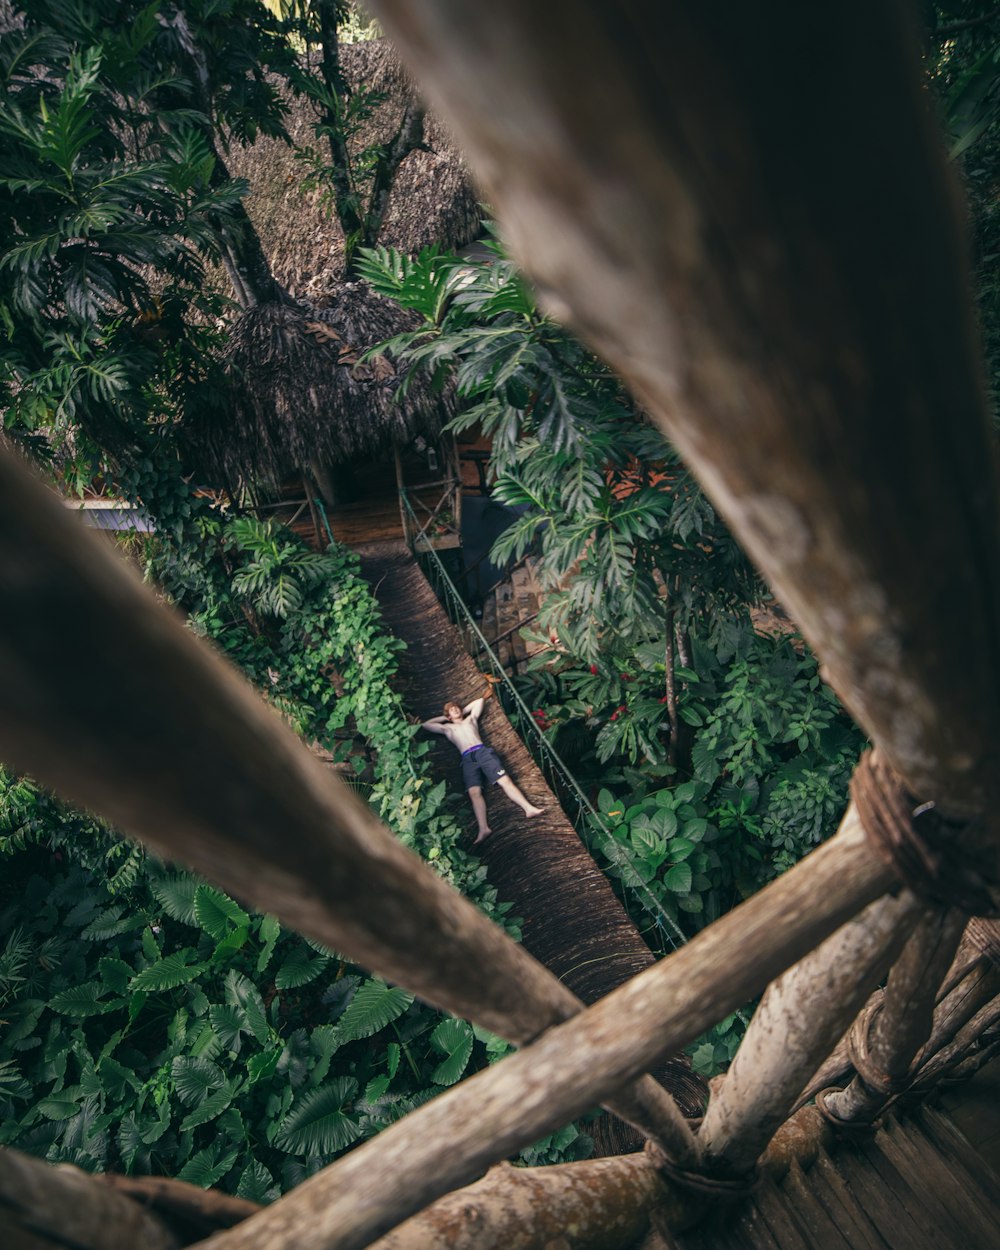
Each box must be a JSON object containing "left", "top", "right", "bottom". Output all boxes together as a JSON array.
[
  {"left": 209, "top": 1003, "right": 248, "bottom": 1052},
  {"left": 429, "top": 1018, "right": 474, "bottom": 1086},
  {"left": 79, "top": 907, "right": 143, "bottom": 941},
  {"left": 179, "top": 1080, "right": 237, "bottom": 1132},
  {"left": 193, "top": 884, "right": 250, "bottom": 940},
  {"left": 336, "top": 979, "right": 413, "bottom": 1042},
  {"left": 170, "top": 1056, "right": 225, "bottom": 1107},
  {"left": 664, "top": 863, "right": 693, "bottom": 895},
  {"left": 130, "top": 950, "right": 207, "bottom": 992},
  {"left": 246, "top": 1046, "right": 282, "bottom": 1088},
  {"left": 36, "top": 1091, "right": 84, "bottom": 1120},
  {"left": 235, "top": 1160, "right": 279, "bottom": 1204},
  {"left": 48, "top": 981, "right": 118, "bottom": 1016},
  {"left": 175, "top": 1144, "right": 240, "bottom": 1189},
  {"left": 308, "top": 1024, "right": 341, "bottom": 1088},
  {"left": 275, "top": 946, "right": 329, "bottom": 990},
  {"left": 151, "top": 874, "right": 200, "bottom": 926},
  {"left": 224, "top": 971, "right": 269, "bottom": 1044},
  {"left": 275, "top": 1078, "right": 361, "bottom": 1156},
  {"left": 256, "top": 915, "right": 281, "bottom": 973}
]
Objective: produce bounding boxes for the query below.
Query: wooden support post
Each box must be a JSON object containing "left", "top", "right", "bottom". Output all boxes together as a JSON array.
[
  {"left": 365, "top": 1156, "right": 672, "bottom": 1250},
  {"left": 696, "top": 857, "right": 923, "bottom": 1178},
  {"left": 0, "top": 1148, "right": 179, "bottom": 1250},
  {"left": 793, "top": 930, "right": 997, "bottom": 1112},
  {"left": 394, "top": 445, "right": 409, "bottom": 547},
  {"left": 910, "top": 989, "right": 1000, "bottom": 1089},
  {"left": 194, "top": 817, "right": 892, "bottom": 1250},
  {"left": 821, "top": 907, "right": 965, "bottom": 1123},
  {"left": 922, "top": 958, "right": 1000, "bottom": 1060}
]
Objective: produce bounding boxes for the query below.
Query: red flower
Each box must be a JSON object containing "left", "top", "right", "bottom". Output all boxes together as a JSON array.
[
  {"left": 658, "top": 695, "right": 670, "bottom": 704},
  {"left": 620, "top": 673, "right": 632, "bottom": 681},
  {"left": 589, "top": 664, "right": 598, "bottom": 675}
]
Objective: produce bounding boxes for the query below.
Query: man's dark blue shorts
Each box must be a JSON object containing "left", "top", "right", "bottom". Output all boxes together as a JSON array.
[{"left": 461, "top": 745, "right": 507, "bottom": 789}]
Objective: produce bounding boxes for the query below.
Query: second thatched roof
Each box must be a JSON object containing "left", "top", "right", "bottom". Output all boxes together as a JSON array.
[
  {"left": 228, "top": 38, "right": 483, "bottom": 301},
  {"left": 189, "top": 283, "right": 450, "bottom": 491}
]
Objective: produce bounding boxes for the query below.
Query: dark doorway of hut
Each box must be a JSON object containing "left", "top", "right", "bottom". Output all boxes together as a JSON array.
[{"left": 298, "top": 434, "right": 463, "bottom": 552}]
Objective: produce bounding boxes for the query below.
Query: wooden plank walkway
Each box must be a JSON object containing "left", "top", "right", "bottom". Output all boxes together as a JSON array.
[
  {"left": 352, "top": 539, "right": 708, "bottom": 1133},
  {"left": 661, "top": 1102, "right": 1000, "bottom": 1249}
]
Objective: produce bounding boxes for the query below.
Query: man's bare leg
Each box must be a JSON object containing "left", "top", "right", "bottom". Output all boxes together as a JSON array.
[
  {"left": 469, "top": 786, "right": 492, "bottom": 843},
  {"left": 497, "top": 775, "right": 543, "bottom": 818}
]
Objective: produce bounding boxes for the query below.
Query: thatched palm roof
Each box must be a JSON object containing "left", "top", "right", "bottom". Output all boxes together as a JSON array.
[
  {"left": 227, "top": 38, "right": 483, "bottom": 300},
  {"left": 189, "top": 283, "right": 450, "bottom": 490}
]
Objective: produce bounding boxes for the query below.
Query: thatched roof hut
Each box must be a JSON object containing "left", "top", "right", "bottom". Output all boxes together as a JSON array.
[
  {"left": 227, "top": 38, "right": 483, "bottom": 301},
  {"left": 190, "top": 282, "right": 451, "bottom": 493},
  {"left": 185, "top": 38, "right": 478, "bottom": 494}
]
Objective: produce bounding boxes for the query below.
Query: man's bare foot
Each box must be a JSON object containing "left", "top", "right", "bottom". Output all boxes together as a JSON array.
[
  {"left": 523, "top": 805, "right": 543, "bottom": 819},
  {"left": 473, "top": 827, "right": 493, "bottom": 845}
]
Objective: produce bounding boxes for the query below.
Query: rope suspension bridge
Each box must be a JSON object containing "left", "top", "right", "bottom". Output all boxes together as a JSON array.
[{"left": 398, "top": 490, "right": 694, "bottom": 958}]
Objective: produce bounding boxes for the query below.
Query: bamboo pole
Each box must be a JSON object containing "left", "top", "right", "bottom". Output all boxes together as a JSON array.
[
  {"left": 820, "top": 907, "right": 965, "bottom": 1123},
  {"left": 0, "top": 448, "right": 694, "bottom": 1165},
  {"left": 696, "top": 883, "right": 923, "bottom": 1177},
  {"left": 0, "top": 1148, "right": 179, "bottom": 1250},
  {"left": 193, "top": 815, "right": 892, "bottom": 1250}
]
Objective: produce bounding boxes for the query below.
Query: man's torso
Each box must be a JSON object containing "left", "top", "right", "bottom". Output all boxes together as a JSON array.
[{"left": 442, "top": 714, "right": 483, "bottom": 753}]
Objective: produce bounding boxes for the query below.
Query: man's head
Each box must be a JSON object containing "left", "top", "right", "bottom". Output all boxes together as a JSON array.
[{"left": 443, "top": 701, "right": 463, "bottom": 722}]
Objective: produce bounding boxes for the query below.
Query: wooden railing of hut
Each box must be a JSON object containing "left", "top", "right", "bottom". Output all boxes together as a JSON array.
[{"left": 3, "top": 3, "right": 1000, "bottom": 1248}]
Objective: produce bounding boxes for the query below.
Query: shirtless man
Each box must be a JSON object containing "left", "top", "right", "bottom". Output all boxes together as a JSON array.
[{"left": 422, "top": 697, "right": 542, "bottom": 843}]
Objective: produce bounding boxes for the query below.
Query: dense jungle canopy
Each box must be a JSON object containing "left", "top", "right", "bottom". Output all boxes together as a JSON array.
[{"left": 3, "top": 2, "right": 1000, "bottom": 1248}]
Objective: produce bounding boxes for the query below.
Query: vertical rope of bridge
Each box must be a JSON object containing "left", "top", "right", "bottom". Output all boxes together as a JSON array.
[{"left": 400, "top": 490, "right": 691, "bottom": 952}]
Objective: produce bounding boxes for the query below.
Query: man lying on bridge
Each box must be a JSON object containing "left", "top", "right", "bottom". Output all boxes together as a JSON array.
[{"left": 421, "top": 697, "right": 543, "bottom": 843}]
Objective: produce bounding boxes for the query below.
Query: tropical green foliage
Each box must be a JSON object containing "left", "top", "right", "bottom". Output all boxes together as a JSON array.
[
  {"left": 0, "top": 514, "right": 597, "bottom": 1189},
  {"left": 357, "top": 239, "right": 759, "bottom": 665},
  {"left": 527, "top": 625, "right": 862, "bottom": 926},
  {"left": 0, "top": 11, "right": 239, "bottom": 483},
  {"left": 359, "top": 241, "right": 863, "bottom": 913},
  {"left": 926, "top": 3, "right": 1000, "bottom": 413},
  {"left": 0, "top": 832, "right": 489, "bottom": 1192}
]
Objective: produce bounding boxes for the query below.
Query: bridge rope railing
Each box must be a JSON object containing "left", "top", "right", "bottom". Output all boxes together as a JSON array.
[{"left": 399, "top": 489, "right": 691, "bottom": 955}]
